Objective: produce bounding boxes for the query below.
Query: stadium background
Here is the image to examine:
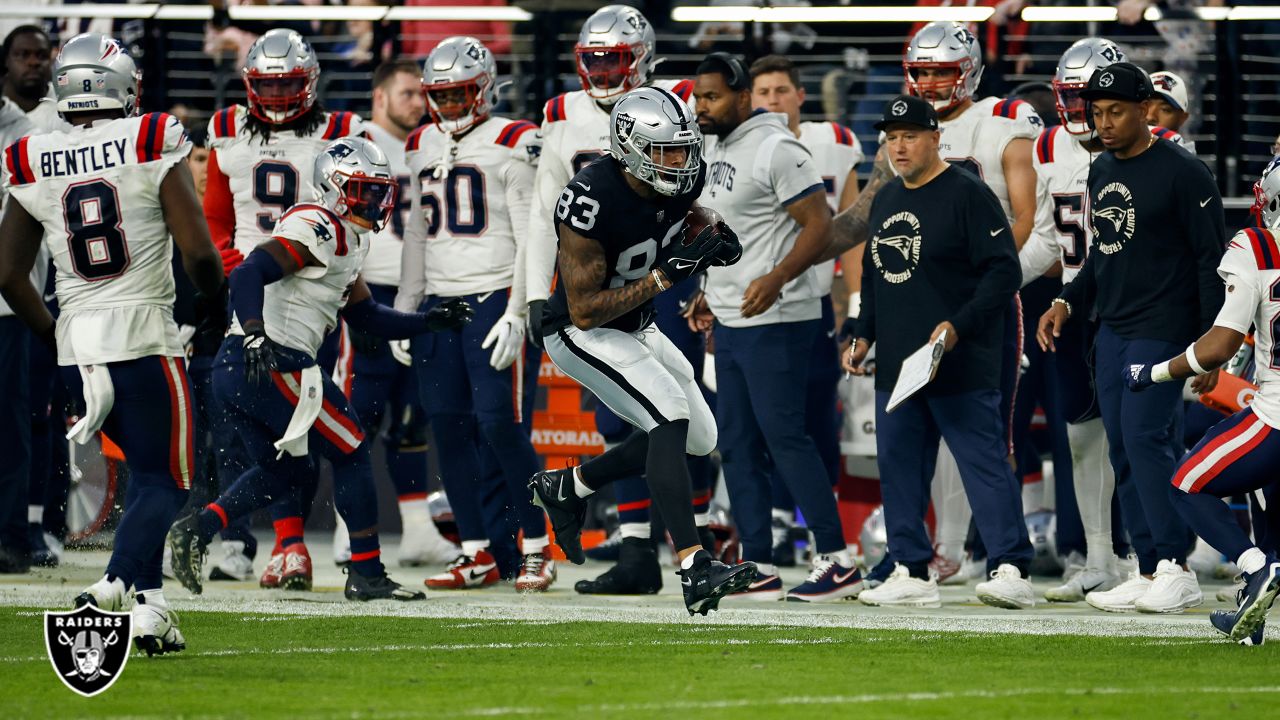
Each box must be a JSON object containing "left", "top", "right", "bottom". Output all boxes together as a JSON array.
[{"left": 7, "top": 0, "right": 1271, "bottom": 539}]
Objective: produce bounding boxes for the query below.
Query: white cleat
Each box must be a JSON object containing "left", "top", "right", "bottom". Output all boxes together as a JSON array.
[
  {"left": 1218, "top": 580, "right": 1245, "bottom": 604},
  {"left": 209, "top": 540, "right": 254, "bottom": 582},
  {"left": 1045, "top": 566, "right": 1121, "bottom": 603},
  {"left": 333, "top": 510, "right": 351, "bottom": 566},
  {"left": 858, "top": 564, "right": 941, "bottom": 608},
  {"left": 398, "top": 524, "right": 461, "bottom": 567},
  {"left": 975, "top": 563, "right": 1036, "bottom": 609},
  {"left": 74, "top": 575, "right": 126, "bottom": 611},
  {"left": 1086, "top": 570, "right": 1152, "bottom": 612},
  {"left": 1135, "top": 559, "right": 1203, "bottom": 614},
  {"left": 131, "top": 599, "right": 186, "bottom": 657}
]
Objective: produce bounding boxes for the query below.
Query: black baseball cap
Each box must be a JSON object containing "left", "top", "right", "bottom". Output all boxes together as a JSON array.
[
  {"left": 1079, "top": 62, "right": 1155, "bottom": 103},
  {"left": 874, "top": 95, "right": 939, "bottom": 132}
]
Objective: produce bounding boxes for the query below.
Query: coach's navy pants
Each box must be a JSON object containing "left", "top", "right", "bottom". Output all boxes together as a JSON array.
[
  {"left": 876, "top": 388, "right": 1033, "bottom": 575},
  {"left": 715, "top": 319, "right": 845, "bottom": 563},
  {"left": 1094, "top": 325, "right": 1190, "bottom": 574},
  {"left": 0, "top": 317, "right": 31, "bottom": 559}
]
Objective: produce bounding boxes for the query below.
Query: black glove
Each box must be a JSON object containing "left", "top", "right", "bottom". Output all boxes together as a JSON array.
[
  {"left": 657, "top": 222, "right": 735, "bottom": 284},
  {"left": 527, "top": 299, "right": 547, "bottom": 349},
  {"left": 348, "top": 327, "right": 385, "bottom": 356},
  {"left": 191, "top": 283, "right": 229, "bottom": 357},
  {"left": 242, "top": 321, "right": 279, "bottom": 386},
  {"left": 708, "top": 221, "right": 742, "bottom": 267},
  {"left": 425, "top": 297, "right": 475, "bottom": 332}
]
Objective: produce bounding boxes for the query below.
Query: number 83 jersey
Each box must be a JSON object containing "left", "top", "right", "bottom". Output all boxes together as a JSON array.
[
  {"left": 545, "top": 156, "right": 704, "bottom": 334},
  {"left": 207, "top": 105, "right": 367, "bottom": 254},
  {"left": 2, "top": 113, "right": 191, "bottom": 365}
]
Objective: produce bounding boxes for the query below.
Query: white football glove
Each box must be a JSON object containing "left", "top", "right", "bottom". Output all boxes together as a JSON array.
[
  {"left": 391, "top": 339, "right": 413, "bottom": 367},
  {"left": 482, "top": 313, "right": 526, "bottom": 370}
]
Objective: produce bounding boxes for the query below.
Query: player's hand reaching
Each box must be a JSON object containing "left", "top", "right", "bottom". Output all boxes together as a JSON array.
[
  {"left": 1124, "top": 363, "right": 1155, "bottom": 392},
  {"left": 390, "top": 339, "right": 412, "bottom": 367},
  {"left": 242, "top": 321, "right": 279, "bottom": 386},
  {"left": 482, "top": 312, "right": 526, "bottom": 370},
  {"left": 425, "top": 297, "right": 475, "bottom": 332}
]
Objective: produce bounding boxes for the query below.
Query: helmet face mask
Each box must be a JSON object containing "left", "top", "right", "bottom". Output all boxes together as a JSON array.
[
  {"left": 422, "top": 36, "right": 497, "bottom": 135},
  {"left": 575, "top": 5, "right": 656, "bottom": 106},
  {"left": 610, "top": 87, "right": 701, "bottom": 197},
  {"left": 904, "top": 22, "right": 982, "bottom": 115},
  {"left": 575, "top": 44, "right": 643, "bottom": 101},
  {"left": 314, "top": 137, "right": 397, "bottom": 232},
  {"left": 242, "top": 29, "right": 320, "bottom": 125},
  {"left": 1253, "top": 156, "right": 1280, "bottom": 230}
]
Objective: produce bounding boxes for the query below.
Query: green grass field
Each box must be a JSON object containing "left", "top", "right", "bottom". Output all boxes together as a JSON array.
[{"left": 1, "top": 606, "right": 1277, "bottom": 719}]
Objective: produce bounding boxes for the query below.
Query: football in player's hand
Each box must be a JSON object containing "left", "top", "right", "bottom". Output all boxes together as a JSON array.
[{"left": 682, "top": 206, "right": 724, "bottom": 246}]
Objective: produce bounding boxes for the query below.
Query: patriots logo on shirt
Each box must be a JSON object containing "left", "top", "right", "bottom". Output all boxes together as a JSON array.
[{"left": 304, "top": 217, "right": 333, "bottom": 244}]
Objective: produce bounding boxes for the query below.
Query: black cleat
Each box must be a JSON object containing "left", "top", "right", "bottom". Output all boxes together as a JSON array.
[
  {"left": 344, "top": 567, "right": 426, "bottom": 601},
  {"left": 679, "top": 551, "right": 758, "bottom": 616},
  {"left": 29, "top": 524, "right": 58, "bottom": 568},
  {"left": 166, "top": 513, "right": 208, "bottom": 595},
  {"left": 576, "top": 537, "right": 662, "bottom": 595},
  {"left": 1211, "top": 608, "right": 1266, "bottom": 646},
  {"left": 1231, "top": 558, "right": 1280, "bottom": 643},
  {"left": 528, "top": 468, "right": 587, "bottom": 564}
]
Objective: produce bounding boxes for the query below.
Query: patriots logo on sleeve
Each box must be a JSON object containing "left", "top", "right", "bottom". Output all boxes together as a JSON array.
[{"left": 303, "top": 217, "right": 333, "bottom": 244}]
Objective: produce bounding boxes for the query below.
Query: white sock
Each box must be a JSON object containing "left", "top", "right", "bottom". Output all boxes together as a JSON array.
[
  {"left": 771, "top": 508, "right": 795, "bottom": 524},
  {"left": 522, "top": 535, "right": 549, "bottom": 554},
  {"left": 754, "top": 562, "right": 777, "bottom": 577},
  {"left": 619, "top": 522, "right": 649, "bottom": 540},
  {"left": 28, "top": 505, "right": 42, "bottom": 524},
  {"left": 461, "top": 540, "right": 489, "bottom": 558},
  {"left": 931, "top": 443, "right": 972, "bottom": 551},
  {"left": 680, "top": 550, "right": 707, "bottom": 570},
  {"left": 694, "top": 512, "right": 710, "bottom": 528},
  {"left": 826, "top": 548, "right": 854, "bottom": 568},
  {"left": 572, "top": 467, "right": 594, "bottom": 499},
  {"left": 136, "top": 588, "right": 167, "bottom": 608},
  {"left": 399, "top": 497, "right": 447, "bottom": 542},
  {"left": 1237, "top": 547, "right": 1268, "bottom": 575},
  {"left": 1068, "top": 420, "right": 1115, "bottom": 571}
]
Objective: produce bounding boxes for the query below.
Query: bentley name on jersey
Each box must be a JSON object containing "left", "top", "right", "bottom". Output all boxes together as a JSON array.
[
  {"left": 3, "top": 112, "right": 190, "bottom": 366},
  {"left": 525, "top": 78, "right": 694, "bottom": 305},
  {"left": 230, "top": 204, "right": 369, "bottom": 358},
  {"left": 397, "top": 116, "right": 539, "bottom": 310},
  {"left": 545, "top": 156, "right": 704, "bottom": 334},
  {"left": 207, "top": 105, "right": 366, "bottom": 253},
  {"left": 938, "top": 97, "right": 1041, "bottom": 218}
]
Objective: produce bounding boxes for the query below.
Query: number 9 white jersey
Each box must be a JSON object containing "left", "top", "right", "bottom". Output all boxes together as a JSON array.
[{"left": 2, "top": 112, "right": 191, "bottom": 365}]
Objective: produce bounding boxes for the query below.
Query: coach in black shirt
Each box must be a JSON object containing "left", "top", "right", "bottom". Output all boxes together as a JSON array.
[
  {"left": 845, "top": 96, "right": 1034, "bottom": 609},
  {"left": 1037, "top": 62, "right": 1225, "bottom": 610}
]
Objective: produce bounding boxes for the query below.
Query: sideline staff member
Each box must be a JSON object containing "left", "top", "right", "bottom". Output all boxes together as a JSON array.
[
  {"left": 845, "top": 95, "right": 1034, "bottom": 610},
  {"left": 1037, "top": 62, "right": 1225, "bottom": 614}
]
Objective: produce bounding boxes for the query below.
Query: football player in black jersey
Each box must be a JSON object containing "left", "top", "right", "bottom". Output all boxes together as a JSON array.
[{"left": 526, "top": 87, "right": 755, "bottom": 615}]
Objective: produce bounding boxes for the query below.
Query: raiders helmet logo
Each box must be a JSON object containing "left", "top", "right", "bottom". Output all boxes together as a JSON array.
[
  {"left": 45, "top": 605, "right": 132, "bottom": 697},
  {"left": 615, "top": 112, "right": 636, "bottom": 143},
  {"left": 1099, "top": 72, "right": 1115, "bottom": 88},
  {"left": 891, "top": 100, "right": 908, "bottom": 116}
]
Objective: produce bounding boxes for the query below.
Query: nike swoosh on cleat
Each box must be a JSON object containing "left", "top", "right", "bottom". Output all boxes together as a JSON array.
[
  {"left": 834, "top": 569, "right": 860, "bottom": 584},
  {"left": 468, "top": 568, "right": 493, "bottom": 580}
]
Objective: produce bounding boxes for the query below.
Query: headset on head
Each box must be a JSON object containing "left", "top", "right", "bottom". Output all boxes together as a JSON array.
[{"left": 703, "top": 51, "right": 750, "bottom": 91}]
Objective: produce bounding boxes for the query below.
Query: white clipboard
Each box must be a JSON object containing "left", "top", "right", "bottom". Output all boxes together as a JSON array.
[{"left": 885, "top": 331, "right": 947, "bottom": 413}]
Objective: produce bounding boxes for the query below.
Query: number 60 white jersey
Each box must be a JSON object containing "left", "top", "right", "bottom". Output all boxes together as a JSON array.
[
  {"left": 2, "top": 112, "right": 191, "bottom": 365},
  {"left": 395, "top": 115, "right": 539, "bottom": 311}
]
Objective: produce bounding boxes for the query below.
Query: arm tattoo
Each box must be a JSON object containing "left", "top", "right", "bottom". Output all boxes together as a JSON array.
[
  {"left": 559, "top": 229, "right": 663, "bottom": 330},
  {"left": 821, "top": 146, "right": 893, "bottom": 262}
]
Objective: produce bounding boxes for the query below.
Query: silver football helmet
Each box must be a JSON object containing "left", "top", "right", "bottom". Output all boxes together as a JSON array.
[
  {"left": 242, "top": 28, "right": 320, "bottom": 124},
  {"left": 904, "top": 21, "right": 983, "bottom": 114},
  {"left": 422, "top": 36, "right": 497, "bottom": 135},
  {"left": 53, "top": 33, "right": 141, "bottom": 117},
  {"left": 1054, "top": 38, "right": 1126, "bottom": 136},
  {"left": 859, "top": 506, "right": 888, "bottom": 570},
  {"left": 575, "top": 5, "right": 657, "bottom": 105},
  {"left": 313, "top": 137, "right": 397, "bottom": 232},
  {"left": 609, "top": 87, "right": 701, "bottom": 197},
  {"left": 1253, "top": 155, "right": 1280, "bottom": 230}
]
